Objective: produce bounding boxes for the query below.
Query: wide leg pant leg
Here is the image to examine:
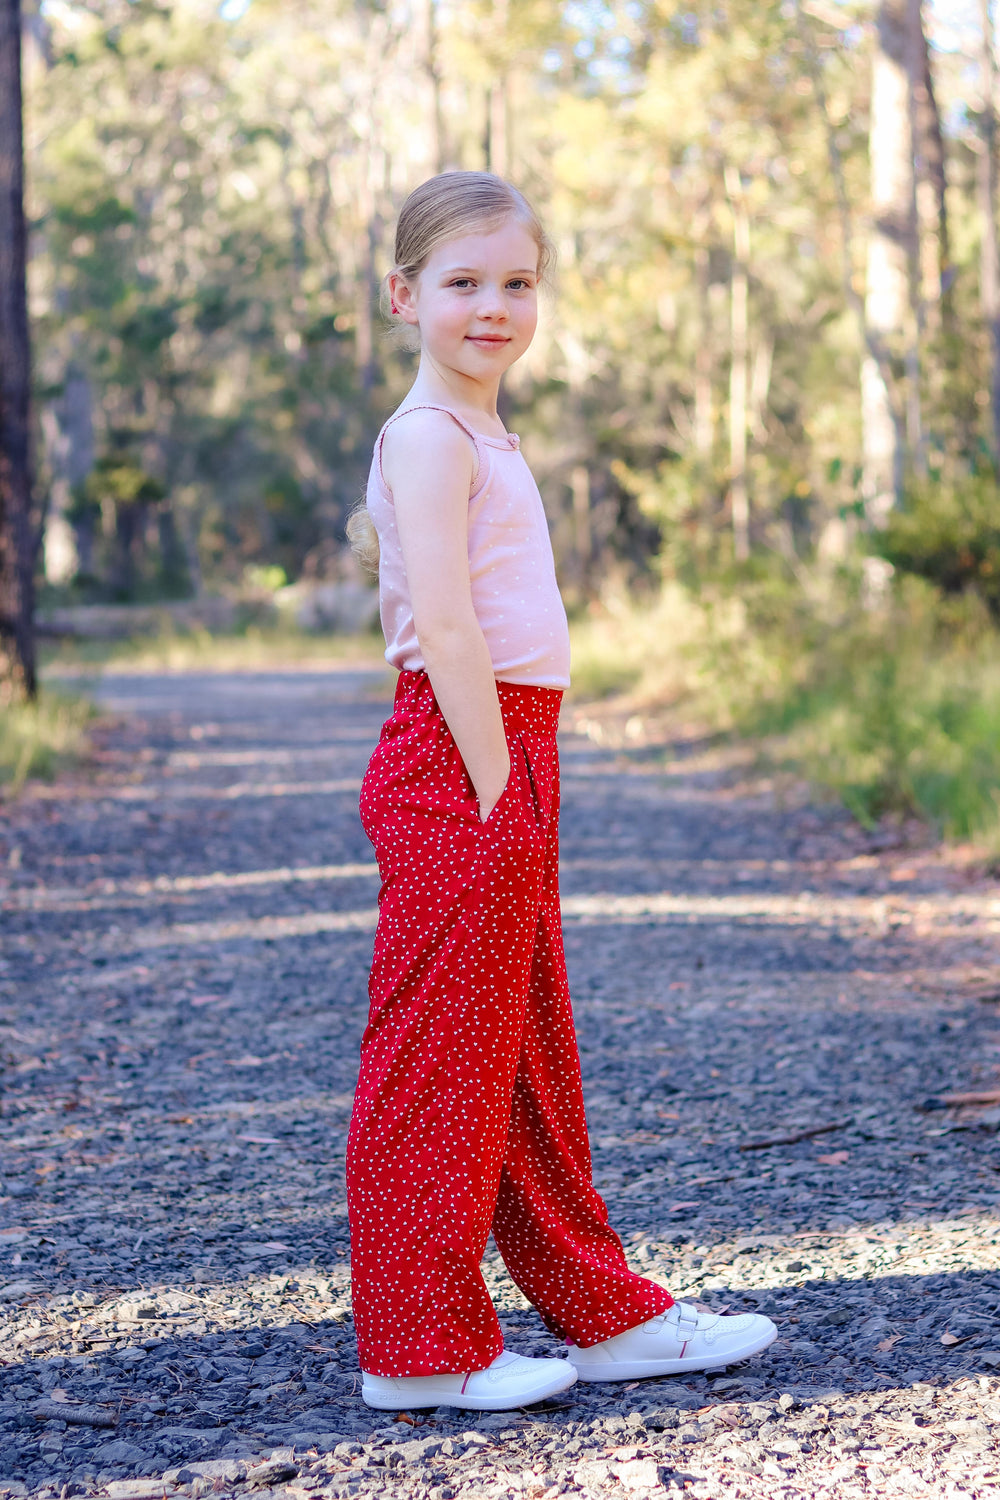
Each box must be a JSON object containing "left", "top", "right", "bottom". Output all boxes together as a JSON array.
[
  {"left": 348, "top": 670, "right": 545, "bottom": 1377},
  {"left": 490, "top": 720, "right": 673, "bottom": 1346},
  {"left": 347, "top": 670, "right": 670, "bottom": 1378}
]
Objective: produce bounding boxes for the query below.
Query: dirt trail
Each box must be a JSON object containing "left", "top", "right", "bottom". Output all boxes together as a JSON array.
[{"left": 1, "top": 665, "right": 999, "bottom": 1500}]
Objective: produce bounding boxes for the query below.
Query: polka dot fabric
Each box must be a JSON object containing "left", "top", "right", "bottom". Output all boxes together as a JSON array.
[{"left": 347, "top": 668, "right": 673, "bottom": 1378}]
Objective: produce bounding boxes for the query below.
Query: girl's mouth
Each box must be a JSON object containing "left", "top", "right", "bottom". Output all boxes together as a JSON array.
[{"left": 467, "top": 335, "right": 510, "bottom": 346}]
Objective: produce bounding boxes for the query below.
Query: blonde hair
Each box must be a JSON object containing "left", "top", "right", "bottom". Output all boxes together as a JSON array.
[
  {"left": 386, "top": 170, "right": 553, "bottom": 311},
  {"left": 347, "top": 172, "right": 553, "bottom": 576},
  {"left": 346, "top": 501, "right": 380, "bottom": 577}
]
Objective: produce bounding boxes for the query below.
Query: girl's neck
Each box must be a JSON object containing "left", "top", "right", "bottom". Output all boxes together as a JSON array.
[{"left": 407, "top": 357, "right": 504, "bottom": 429}]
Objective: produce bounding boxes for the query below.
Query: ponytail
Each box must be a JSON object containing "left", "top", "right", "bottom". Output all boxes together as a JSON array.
[{"left": 347, "top": 502, "right": 380, "bottom": 576}]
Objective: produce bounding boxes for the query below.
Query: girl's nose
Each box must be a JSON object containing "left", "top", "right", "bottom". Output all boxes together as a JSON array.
[{"left": 477, "top": 286, "right": 509, "bottom": 319}]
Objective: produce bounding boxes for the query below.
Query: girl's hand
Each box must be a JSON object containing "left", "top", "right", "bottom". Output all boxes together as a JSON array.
[{"left": 476, "top": 755, "right": 512, "bottom": 822}]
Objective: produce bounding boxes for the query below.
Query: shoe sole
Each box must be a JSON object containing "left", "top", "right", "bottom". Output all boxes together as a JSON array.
[
  {"left": 568, "top": 1324, "right": 778, "bottom": 1382},
  {"left": 362, "top": 1364, "right": 578, "bottom": 1411}
]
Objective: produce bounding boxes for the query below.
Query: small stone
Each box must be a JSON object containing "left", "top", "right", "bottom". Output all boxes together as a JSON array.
[
  {"left": 790, "top": 1340, "right": 824, "bottom": 1359},
  {"left": 778, "top": 1393, "right": 797, "bottom": 1412},
  {"left": 92, "top": 1440, "right": 146, "bottom": 1465},
  {"left": 176, "top": 1460, "right": 245, "bottom": 1483},
  {"left": 397, "top": 1436, "right": 445, "bottom": 1463},
  {"left": 616, "top": 1457, "right": 669, "bottom": 1491},
  {"left": 0, "top": 1281, "right": 43, "bottom": 1300},
  {"left": 104, "top": 1483, "right": 177, "bottom": 1499},
  {"left": 313, "top": 1433, "right": 347, "bottom": 1451},
  {"left": 245, "top": 1459, "right": 298, "bottom": 1488},
  {"left": 290, "top": 1408, "right": 343, "bottom": 1431}
]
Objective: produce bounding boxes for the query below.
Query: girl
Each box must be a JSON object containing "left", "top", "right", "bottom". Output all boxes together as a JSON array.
[{"left": 346, "top": 172, "right": 776, "bottom": 1413}]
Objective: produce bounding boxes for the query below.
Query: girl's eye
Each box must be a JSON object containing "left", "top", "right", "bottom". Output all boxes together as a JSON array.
[
  {"left": 507, "top": 279, "right": 531, "bottom": 291},
  {"left": 450, "top": 278, "right": 474, "bottom": 289}
]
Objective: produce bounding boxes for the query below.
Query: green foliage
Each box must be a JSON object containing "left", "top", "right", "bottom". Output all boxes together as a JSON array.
[
  {"left": 24, "top": 0, "right": 885, "bottom": 601},
  {"left": 878, "top": 472, "right": 1000, "bottom": 620},
  {"left": 567, "top": 584, "right": 714, "bottom": 703},
  {"left": 242, "top": 564, "right": 288, "bottom": 593},
  {"left": 0, "top": 692, "right": 95, "bottom": 795},
  {"left": 40, "top": 624, "right": 387, "bottom": 677},
  {"left": 727, "top": 578, "right": 1000, "bottom": 841},
  {"left": 84, "top": 455, "right": 166, "bottom": 510},
  {"left": 571, "top": 574, "right": 1000, "bottom": 847}
]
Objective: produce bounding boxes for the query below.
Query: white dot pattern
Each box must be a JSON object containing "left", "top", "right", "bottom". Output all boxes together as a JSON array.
[{"left": 347, "top": 668, "right": 673, "bottom": 1378}]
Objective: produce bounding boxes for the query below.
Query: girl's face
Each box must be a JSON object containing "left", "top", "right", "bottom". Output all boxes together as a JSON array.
[{"left": 392, "top": 218, "right": 540, "bottom": 387}]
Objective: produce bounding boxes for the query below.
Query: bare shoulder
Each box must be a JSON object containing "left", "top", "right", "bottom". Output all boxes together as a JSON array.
[{"left": 381, "top": 406, "right": 476, "bottom": 490}]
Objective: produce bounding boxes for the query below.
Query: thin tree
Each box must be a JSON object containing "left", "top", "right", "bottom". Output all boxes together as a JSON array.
[
  {"left": 863, "top": 0, "right": 917, "bottom": 522},
  {"left": 422, "top": 0, "right": 447, "bottom": 175},
  {"left": 980, "top": 0, "right": 1000, "bottom": 463},
  {"left": 909, "top": 0, "right": 952, "bottom": 326},
  {"left": 725, "top": 165, "right": 750, "bottom": 562},
  {"left": 0, "top": 0, "right": 36, "bottom": 699}
]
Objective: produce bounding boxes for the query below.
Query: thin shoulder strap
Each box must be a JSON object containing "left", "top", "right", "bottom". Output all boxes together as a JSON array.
[{"left": 377, "top": 403, "right": 484, "bottom": 490}]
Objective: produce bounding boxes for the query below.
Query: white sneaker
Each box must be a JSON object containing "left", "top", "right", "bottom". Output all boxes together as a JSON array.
[
  {"left": 361, "top": 1349, "right": 578, "bottom": 1411},
  {"left": 566, "top": 1302, "right": 777, "bottom": 1380}
]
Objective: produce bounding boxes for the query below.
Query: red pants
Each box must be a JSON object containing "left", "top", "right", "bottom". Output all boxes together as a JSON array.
[{"left": 347, "top": 669, "right": 672, "bottom": 1377}]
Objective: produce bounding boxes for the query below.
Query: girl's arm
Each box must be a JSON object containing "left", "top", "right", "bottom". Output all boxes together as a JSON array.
[{"left": 382, "top": 409, "right": 510, "bottom": 820}]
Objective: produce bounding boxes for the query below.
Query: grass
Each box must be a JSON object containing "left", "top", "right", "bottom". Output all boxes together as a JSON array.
[
  {"left": 0, "top": 689, "right": 96, "bottom": 795},
  {"left": 41, "top": 622, "right": 389, "bottom": 676},
  {"left": 568, "top": 574, "right": 1000, "bottom": 850},
  {"left": 16, "top": 582, "right": 1000, "bottom": 850},
  {"left": 2, "top": 623, "right": 390, "bottom": 797}
]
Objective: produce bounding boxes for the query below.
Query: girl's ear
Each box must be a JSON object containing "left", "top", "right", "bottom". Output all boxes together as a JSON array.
[{"left": 389, "top": 272, "right": 419, "bottom": 326}]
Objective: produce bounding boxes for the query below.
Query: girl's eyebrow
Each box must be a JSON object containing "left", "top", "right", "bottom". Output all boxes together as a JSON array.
[{"left": 439, "top": 265, "right": 538, "bottom": 277}]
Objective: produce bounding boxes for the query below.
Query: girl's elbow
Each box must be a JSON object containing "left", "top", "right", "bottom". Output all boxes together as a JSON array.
[{"left": 414, "top": 614, "right": 479, "bottom": 657}]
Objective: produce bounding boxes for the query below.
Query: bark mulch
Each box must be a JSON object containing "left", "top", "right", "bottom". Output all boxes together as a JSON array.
[{"left": 1, "top": 664, "right": 999, "bottom": 1500}]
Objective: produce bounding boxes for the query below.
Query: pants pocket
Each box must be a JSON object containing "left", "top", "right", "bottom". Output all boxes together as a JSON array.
[
  {"left": 480, "top": 754, "right": 518, "bottom": 831},
  {"left": 479, "top": 737, "right": 545, "bottom": 845}
]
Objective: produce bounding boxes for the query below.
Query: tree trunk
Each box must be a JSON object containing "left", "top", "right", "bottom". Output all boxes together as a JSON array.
[
  {"left": 354, "top": 138, "right": 382, "bottom": 392},
  {"left": 725, "top": 166, "right": 750, "bottom": 562},
  {"left": 908, "top": 0, "right": 952, "bottom": 326},
  {"left": 980, "top": 0, "right": 1000, "bottom": 463},
  {"left": 485, "top": 80, "right": 508, "bottom": 176},
  {"left": 863, "top": 0, "right": 916, "bottom": 522},
  {"left": 0, "top": 0, "right": 36, "bottom": 699},
  {"left": 421, "top": 0, "right": 447, "bottom": 174},
  {"left": 570, "top": 463, "right": 591, "bottom": 589},
  {"left": 41, "top": 363, "right": 94, "bottom": 584},
  {"left": 693, "top": 205, "right": 714, "bottom": 466},
  {"left": 484, "top": 0, "right": 510, "bottom": 177}
]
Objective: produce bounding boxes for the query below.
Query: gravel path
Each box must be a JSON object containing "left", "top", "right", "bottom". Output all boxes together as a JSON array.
[{"left": 2, "top": 663, "right": 1000, "bottom": 1500}]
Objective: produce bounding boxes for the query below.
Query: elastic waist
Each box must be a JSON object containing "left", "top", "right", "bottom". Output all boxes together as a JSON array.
[{"left": 393, "top": 668, "right": 562, "bottom": 735}]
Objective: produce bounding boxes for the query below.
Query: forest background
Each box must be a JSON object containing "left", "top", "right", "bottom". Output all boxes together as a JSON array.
[{"left": 4, "top": 0, "right": 1000, "bottom": 849}]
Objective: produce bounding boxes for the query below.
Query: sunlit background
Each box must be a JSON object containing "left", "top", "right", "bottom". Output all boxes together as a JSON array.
[{"left": 8, "top": 0, "right": 1000, "bottom": 850}]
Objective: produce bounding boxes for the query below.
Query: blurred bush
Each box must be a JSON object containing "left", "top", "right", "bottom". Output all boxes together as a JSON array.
[
  {"left": 570, "top": 571, "right": 1000, "bottom": 849},
  {"left": 732, "top": 577, "right": 1000, "bottom": 842},
  {"left": 877, "top": 471, "right": 1000, "bottom": 621},
  {"left": 0, "top": 692, "right": 95, "bottom": 795}
]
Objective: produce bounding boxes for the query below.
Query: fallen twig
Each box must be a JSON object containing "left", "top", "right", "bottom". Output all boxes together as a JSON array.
[
  {"left": 738, "top": 1120, "right": 851, "bottom": 1152},
  {"left": 923, "top": 1090, "right": 1000, "bottom": 1109},
  {"left": 32, "top": 1400, "right": 116, "bottom": 1428}
]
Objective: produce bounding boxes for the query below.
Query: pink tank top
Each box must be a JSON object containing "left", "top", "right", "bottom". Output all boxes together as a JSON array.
[{"left": 366, "top": 404, "right": 571, "bottom": 690}]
